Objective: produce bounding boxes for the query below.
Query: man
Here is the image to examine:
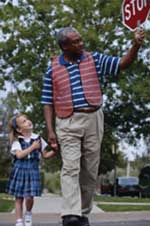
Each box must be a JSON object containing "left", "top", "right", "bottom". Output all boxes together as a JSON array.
[{"left": 41, "top": 27, "right": 144, "bottom": 226}]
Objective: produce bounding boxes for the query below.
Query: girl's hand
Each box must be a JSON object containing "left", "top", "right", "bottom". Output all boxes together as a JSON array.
[
  {"left": 31, "top": 140, "right": 41, "bottom": 150},
  {"left": 42, "top": 149, "right": 57, "bottom": 158},
  {"left": 16, "top": 140, "right": 41, "bottom": 159},
  {"left": 51, "top": 143, "right": 58, "bottom": 150}
]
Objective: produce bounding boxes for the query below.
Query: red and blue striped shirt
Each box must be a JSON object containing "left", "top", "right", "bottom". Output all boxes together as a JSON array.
[{"left": 41, "top": 51, "right": 120, "bottom": 108}]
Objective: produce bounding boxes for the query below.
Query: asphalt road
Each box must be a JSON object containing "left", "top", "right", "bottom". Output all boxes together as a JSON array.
[
  {"left": 1, "top": 194, "right": 150, "bottom": 226},
  {"left": 0, "top": 221, "right": 150, "bottom": 226}
]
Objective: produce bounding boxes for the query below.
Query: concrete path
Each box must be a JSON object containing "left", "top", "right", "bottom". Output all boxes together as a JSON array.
[
  {"left": 10, "top": 193, "right": 103, "bottom": 214},
  {"left": 31, "top": 193, "right": 103, "bottom": 214}
]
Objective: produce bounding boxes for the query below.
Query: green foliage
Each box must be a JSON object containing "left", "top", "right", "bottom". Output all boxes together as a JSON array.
[
  {"left": 41, "top": 152, "right": 62, "bottom": 173},
  {"left": 44, "top": 171, "right": 61, "bottom": 194},
  {"left": 40, "top": 170, "right": 45, "bottom": 191},
  {"left": 139, "top": 166, "right": 150, "bottom": 187},
  {"left": 0, "top": 178, "right": 9, "bottom": 193},
  {"left": 0, "top": 108, "right": 12, "bottom": 177},
  {"left": 0, "top": 150, "right": 11, "bottom": 178}
]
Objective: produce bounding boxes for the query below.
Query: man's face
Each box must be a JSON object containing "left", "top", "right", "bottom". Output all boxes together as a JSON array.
[{"left": 63, "top": 32, "right": 84, "bottom": 56}]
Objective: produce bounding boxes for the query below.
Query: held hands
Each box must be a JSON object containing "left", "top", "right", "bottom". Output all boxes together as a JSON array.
[
  {"left": 134, "top": 28, "right": 145, "bottom": 45},
  {"left": 48, "top": 131, "right": 58, "bottom": 151}
]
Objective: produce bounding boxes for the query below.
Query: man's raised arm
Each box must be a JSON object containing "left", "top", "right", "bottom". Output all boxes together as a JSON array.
[{"left": 119, "top": 28, "right": 145, "bottom": 70}]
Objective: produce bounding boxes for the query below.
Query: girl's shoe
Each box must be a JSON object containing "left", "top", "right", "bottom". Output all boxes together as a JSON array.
[
  {"left": 24, "top": 214, "right": 32, "bottom": 226},
  {"left": 15, "top": 222, "right": 24, "bottom": 226}
]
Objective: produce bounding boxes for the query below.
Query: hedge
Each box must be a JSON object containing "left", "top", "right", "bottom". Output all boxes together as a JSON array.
[{"left": 0, "top": 178, "right": 8, "bottom": 193}]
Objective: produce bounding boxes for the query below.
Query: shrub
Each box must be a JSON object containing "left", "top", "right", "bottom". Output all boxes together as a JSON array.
[
  {"left": 40, "top": 170, "right": 45, "bottom": 191},
  {"left": 0, "top": 178, "right": 8, "bottom": 193},
  {"left": 44, "top": 171, "right": 61, "bottom": 194}
]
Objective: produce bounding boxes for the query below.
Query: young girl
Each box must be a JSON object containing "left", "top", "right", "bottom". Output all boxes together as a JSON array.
[{"left": 6, "top": 113, "right": 56, "bottom": 226}]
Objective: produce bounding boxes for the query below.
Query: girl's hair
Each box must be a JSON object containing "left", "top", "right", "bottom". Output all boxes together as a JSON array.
[{"left": 8, "top": 113, "right": 26, "bottom": 144}]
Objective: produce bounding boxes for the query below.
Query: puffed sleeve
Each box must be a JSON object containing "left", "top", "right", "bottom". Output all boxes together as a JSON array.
[
  {"left": 40, "top": 137, "right": 48, "bottom": 151},
  {"left": 10, "top": 140, "right": 22, "bottom": 155}
]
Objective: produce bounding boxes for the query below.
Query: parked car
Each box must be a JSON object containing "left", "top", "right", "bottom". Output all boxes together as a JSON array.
[
  {"left": 101, "top": 182, "right": 113, "bottom": 195},
  {"left": 114, "top": 176, "right": 140, "bottom": 197}
]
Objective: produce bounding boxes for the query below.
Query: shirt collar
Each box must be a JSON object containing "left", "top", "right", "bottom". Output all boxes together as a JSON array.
[
  {"left": 59, "top": 52, "right": 86, "bottom": 65},
  {"left": 18, "top": 133, "right": 38, "bottom": 139}
]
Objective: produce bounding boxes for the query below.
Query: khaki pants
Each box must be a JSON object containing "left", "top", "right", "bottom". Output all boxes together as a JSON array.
[{"left": 56, "top": 108, "right": 104, "bottom": 217}]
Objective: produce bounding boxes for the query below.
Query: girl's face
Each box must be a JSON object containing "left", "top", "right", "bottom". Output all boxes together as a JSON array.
[{"left": 16, "top": 115, "right": 33, "bottom": 134}]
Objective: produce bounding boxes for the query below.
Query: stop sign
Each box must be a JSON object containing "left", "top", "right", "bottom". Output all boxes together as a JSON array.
[{"left": 122, "top": 0, "right": 150, "bottom": 31}]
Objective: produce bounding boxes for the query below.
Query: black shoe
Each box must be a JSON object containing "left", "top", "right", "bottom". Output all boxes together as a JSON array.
[
  {"left": 80, "top": 216, "right": 90, "bottom": 226},
  {"left": 62, "top": 215, "right": 81, "bottom": 226}
]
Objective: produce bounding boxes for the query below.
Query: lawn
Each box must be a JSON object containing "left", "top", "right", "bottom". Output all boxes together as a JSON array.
[
  {"left": 95, "top": 195, "right": 150, "bottom": 212},
  {"left": 0, "top": 193, "right": 14, "bottom": 212},
  {"left": 0, "top": 199, "right": 14, "bottom": 212},
  {"left": 1, "top": 193, "right": 150, "bottom": 212},
  {"left": 95, "top": 195, "right": 150, "bottom": 203},
  {"left": 98, "top": 204, "right": 150, "bottom": 212}
]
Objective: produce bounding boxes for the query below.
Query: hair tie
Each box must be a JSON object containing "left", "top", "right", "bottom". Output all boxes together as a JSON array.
[{"left": 12, "top": 117, "right": 17, "bottom": 130}]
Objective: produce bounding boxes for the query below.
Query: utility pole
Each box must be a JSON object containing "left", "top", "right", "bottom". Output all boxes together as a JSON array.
[
  {"left": 112, "top": 144, "right": 117, "bottom": 196},
  {"left": 126, "top": 160, "right": 130, "bottom": 177}
]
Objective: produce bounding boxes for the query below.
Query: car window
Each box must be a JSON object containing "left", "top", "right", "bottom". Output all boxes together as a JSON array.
[{"left": 118, "top": 177, "right": 139, "bottom": 186}]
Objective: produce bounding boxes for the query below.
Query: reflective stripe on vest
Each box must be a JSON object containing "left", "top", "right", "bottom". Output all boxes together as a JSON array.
[{"left": 51, "top": 51, "right": 102, "bottom": 118}]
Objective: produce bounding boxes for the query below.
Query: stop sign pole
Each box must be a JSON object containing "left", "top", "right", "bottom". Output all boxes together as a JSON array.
[{"left": 122, "top": 0, "right": 150, "bottom": 31}]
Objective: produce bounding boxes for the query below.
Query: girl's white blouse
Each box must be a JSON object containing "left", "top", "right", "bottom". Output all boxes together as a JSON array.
[{"left": 10, "top": 133, "right": 47, "bottom": 156}]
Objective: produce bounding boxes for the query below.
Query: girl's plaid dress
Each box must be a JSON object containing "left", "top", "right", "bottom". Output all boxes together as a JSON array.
[{"left": 6, "top": 134, "right": 46, "bottom": 197}]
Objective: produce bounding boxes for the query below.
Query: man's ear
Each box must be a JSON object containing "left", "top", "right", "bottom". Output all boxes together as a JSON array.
[{"left": 61, "top": 42, "right": 69, "bottom": 51}]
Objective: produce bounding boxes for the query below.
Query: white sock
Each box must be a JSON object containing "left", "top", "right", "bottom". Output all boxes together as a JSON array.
[
  {"left": 25, "top": 211, "right": 32, "bottom": 216},
  {"left": 16, "top": 218, "right": 23, "bottom": 223}
]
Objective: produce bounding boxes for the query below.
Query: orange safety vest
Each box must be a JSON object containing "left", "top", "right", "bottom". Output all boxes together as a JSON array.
[{"left": 51, "top": 51, "right": 102, "bottom": 118}]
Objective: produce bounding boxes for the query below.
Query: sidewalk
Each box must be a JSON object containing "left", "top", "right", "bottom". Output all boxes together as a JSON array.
[
  {"left": 30, "top": 193, "right": 104, "bottom": 214},
  {"left": 0, "top": 193, "right": 150, "bottom": 224}
]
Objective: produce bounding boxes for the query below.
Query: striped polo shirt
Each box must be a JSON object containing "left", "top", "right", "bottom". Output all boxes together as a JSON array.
[{"left": 41, "top": 51, "right": 120, "bottom": 108}]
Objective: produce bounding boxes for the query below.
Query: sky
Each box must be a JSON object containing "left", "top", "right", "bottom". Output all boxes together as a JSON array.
[{"left": 119, "top": 137, "right": 148, "bottom": 161}]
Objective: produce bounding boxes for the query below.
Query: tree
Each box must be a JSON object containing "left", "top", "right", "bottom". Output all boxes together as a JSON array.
[
  {"left": 0, "top": 0, "right": 150, "bottom": 173},
  {"left": 0, "top": 108, "right": 11, "bottom": 177}
]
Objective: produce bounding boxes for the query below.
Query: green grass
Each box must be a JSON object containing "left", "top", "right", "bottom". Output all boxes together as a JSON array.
[
  {"left": 1, "top": 193, "right": 150, "bottom": 212},
  {"left": 0, "top": 193, "right": 14, "bottom": 199},
  {"left": 95, "top": 195, "right": 150, "bottom": 211},
  {"left": 0, "top": 193, "right": 14, "bottom": 212},
  {"left": 98, "top": 204, "right": 150, "bottom": 212},
  {"left": 0, "top": 198, "right": 14, "bottom": 212},
  {"left": 95, "top": 195, "right": 150, "bottom": 203}
]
